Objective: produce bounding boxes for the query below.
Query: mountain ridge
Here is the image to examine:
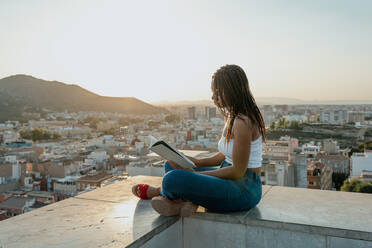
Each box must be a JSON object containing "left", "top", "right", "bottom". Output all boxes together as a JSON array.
[{"left": 0, "top": 74, "right": 167, "bottom": 121}]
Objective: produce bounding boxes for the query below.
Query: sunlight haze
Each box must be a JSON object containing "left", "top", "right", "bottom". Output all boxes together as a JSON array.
[{"left": 0, "top": 0, "right": 371, "bottom": 103}]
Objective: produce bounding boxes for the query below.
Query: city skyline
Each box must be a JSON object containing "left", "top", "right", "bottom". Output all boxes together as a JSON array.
[{"left": 1, "top": 0, "right": 372, "bottom": 103}]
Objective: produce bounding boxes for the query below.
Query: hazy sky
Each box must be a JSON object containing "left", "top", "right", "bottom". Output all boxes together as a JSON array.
[{"left": 0, "top": 0, "right": 371, "bottom": 103}]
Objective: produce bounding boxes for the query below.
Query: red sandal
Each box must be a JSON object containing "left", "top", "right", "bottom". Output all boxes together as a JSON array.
[{"left": 134, "top": 184, "right": 150, "bottom": 200}]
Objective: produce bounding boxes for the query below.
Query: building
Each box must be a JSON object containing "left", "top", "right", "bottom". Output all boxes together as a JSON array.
[
  {"left": 205, "top": 107, "right": 216, "bottom": 120},
  {"left": 351, "top": 151, "right": 372, "bottom": 178},
  {"left": 315, "top": 153, "right": 350, "bottom": 174},
  {"left": 274, "top": 105, "right": 289, "bottom": 112},
  {"left": 263, "top": 137, "right": 299, "bottom": 160},
  {"left": 307, "top": 161, "right": 333, "bottom": 190},
  {"left": 0, "top": 196, "right": 35, "bottom": 218},
  {"left": 323, "top": 139, "right": 339, "bottom": 154},
  {"left": 360, "top": 170, "right": 372, "bottom": 183},
  {"left": 53, "top": 176, "right": 80, "bottom": 200},
  {"left": 96, "top": 120, "right": 119, "bottom": 131},
  {"left": 26, "top": 191, "right": 56, "bottom": 204},
  {"left": 348, "top": 111, "right": 365, "bottom": 123},
  {"left": 289, "top": 152, "right": 308, "bottom": 188},
  {"left": 76, "top": 170, "right": 113, "bottom": 191},
  {"left": 0, "top": 210, "right": 7, "bottom": 221},
  {"left": 301, "top": 142, "right": 321, "bottom": 157},
  {"left": 319, "top": 109, "right": 348, "bottom": 124},
  {"left": 261, "top": 158, "right": 290, "bottom": 186},
  {"left": 88, "top": 150, "right": 109, "bottom": 163},
  {"left": 187, "top": 106, "right": 196, "bottom": 120},
  {"left": 0, "top": 161, "right": 25, "bottom": 191},
  {"left": 2, "top": 131, "right": 20, "bottom": 144}
]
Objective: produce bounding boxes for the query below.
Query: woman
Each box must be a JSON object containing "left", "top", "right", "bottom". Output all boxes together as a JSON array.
[{"left": 132, "top": 64, "right": 266, "bottom": 216}]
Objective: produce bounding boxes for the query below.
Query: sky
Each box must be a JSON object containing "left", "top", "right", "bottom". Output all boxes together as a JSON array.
[{"left": 0, "top": 0, "right": 371, "bottom": 103}]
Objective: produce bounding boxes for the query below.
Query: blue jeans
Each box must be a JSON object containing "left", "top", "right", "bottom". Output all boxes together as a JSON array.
[{"left": 160, "top": 161, "right": 262, "bottom": 213}]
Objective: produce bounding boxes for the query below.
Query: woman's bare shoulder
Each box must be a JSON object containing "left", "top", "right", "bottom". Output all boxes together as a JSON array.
[
  {"left": 234, "top": 115, "right": 260, "bottom": 140},
  {"left": 233, "top": 117, "right": 253, "bottom": 134}
]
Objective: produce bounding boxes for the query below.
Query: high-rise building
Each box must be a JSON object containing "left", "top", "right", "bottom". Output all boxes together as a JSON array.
[
  {"left": 319, "top": 109, "right": 348, "bottom": 124},
  {"left": 289, "top": 152, "right": 308, "bottom": 188},
  {"left": 205, "top": 107, "right": 216, "bottom": 120},
  {"left": 348, "top": 112, "right": 365, "bottom": 123},
  {"left": 188, "top": 106, "right": 196, "bottom": 120}
]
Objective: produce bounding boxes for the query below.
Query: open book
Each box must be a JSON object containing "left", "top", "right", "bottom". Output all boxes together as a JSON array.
[{"left": 149, "top": 136, "right": 195, "bottom": 169}]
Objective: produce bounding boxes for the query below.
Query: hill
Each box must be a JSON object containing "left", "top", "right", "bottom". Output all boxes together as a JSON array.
[{"left": 0, "top": 74, "right": 167, "bottom": 121}]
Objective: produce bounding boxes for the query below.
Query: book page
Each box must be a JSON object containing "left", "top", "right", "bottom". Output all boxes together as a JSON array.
[{"left": 150, "top": 143, "right": 195, "bottom": 169}]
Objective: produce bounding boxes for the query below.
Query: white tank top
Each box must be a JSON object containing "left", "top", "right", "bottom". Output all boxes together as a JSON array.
[{"left": 218, "top": 135, "right": 263, "bottom": 168}]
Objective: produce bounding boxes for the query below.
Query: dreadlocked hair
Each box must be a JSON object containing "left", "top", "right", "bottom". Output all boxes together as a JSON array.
[{"left": 212, "top": 64, "right": 266, "bottom": 143}]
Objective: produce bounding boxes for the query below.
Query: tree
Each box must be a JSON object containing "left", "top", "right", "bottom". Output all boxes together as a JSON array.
[
  {"left": 348, "top": 141, "right": 372, "bottom": 157},
  {"left": 20, "top": 128, "right": 60, "bottom": 142},
  {"left": 84, "top": 117, "right": 99, "bottom": 129},
  {"left": 365, "top": 128, "right": 372, "bottom": 137},
  {"left": 289, "top": 120, "right": 301, "bottom": 130},
  {"left": 341, "top": 178, "right": 372, "bottom": 194},
  {"left": 165, "top": 114, "right": 180, "bottom": 123},
  {"left": 102, "top": 128, "right": 117, "bottom": 136},
  {"left": 269, "top": 122, "right": 276, "bottom": 130},
  {"left": 332, "top": 172, "right": 349, "bottom": 190},
  {"left": 283, "top": 120, "right": 288, "bottom": 129},
  {"left": 148, "top": 120, "right": 161, "bottom": 129},
  {"left": 276, "top": 118, "right": 287, "bottom": 129}
]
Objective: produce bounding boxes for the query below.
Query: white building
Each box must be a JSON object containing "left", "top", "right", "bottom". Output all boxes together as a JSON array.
[
  {"left": 53, "top": 176, "right": 80, "bottom": 197},
  {"left": 351, "top": 151, "right": 372, "bottom": 177},
  {"left": 283, "top": 115, "right": 307, "bottom": 122},
  {"left": 320, "top": 109, "right": 348, "bottom": 124},
  {"left": 262, "top": 160, "right": 290, "bottom": 186},
  {"left": 301, "top": 142, "right": 321, "bottom": 157},
  {"left": 88, "top": 150, "right": 109, "bottom": 163},
  {"left": 5, "top": 156, "right": 17, "bottom": 163},
  {"left": 2, "top": 131, "right": 19, "bottom": 144}
]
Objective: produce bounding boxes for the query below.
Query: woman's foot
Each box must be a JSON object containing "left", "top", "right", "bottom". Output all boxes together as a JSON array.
[
  {"left": 132, "top": 184, "right": 161, "bottom": 200},
  {"left": 151, "top": 196, "right": 198, "bottom": 217}
]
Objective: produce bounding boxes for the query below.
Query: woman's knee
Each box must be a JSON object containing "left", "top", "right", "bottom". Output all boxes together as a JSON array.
[
  {"left": 164, "top": 161, "right": 173, "bottom": 173},
  {"left": 162, "top": 169, "right": 188, "bottom": 191}
]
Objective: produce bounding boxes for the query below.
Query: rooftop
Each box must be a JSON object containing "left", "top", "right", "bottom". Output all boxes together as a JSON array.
[
  {"left": 77, "top": 171, "right": 112, "bottom": 183},
  {"left": 0, "top": 196, "right": 34, "bottom": 209},
  {"left": 0, "top": 176, "right": 371, "bottom": 248}
]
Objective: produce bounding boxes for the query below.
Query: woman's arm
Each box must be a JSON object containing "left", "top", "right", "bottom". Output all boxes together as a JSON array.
[
  {"left": 198, "top": 118, "right": 252, "bottom": 180},
  {"left": 186, "top": 152, "right": 225, "bottom": 167}
]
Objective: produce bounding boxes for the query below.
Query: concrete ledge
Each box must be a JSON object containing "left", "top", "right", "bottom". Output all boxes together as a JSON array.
[
  {"left": 1, "top": 176, "right": 372, "bottom": 248},
  {"left": 191, "top": 185, "right": 372, "bottom": 242},
  {"left": 0, "top": 176, "right": 177, "bottom": 248}
]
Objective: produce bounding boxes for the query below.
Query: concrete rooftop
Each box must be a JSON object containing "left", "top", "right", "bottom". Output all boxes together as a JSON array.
[{"left": 0, "top": 176, "right": 371, "bottom": 248}]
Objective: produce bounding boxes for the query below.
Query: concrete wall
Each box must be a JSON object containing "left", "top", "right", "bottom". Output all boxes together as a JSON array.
[
  {"left": 141, "top": 220, "right": 182, "bottom": 248},
  {"left": 142, "top": 218, "right": 372, "bottom": 248}
]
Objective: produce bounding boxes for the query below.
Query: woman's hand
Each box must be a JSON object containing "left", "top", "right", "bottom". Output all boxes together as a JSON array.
[{"left": 185, "top": 155, "right": 200, "bottom": 167}]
